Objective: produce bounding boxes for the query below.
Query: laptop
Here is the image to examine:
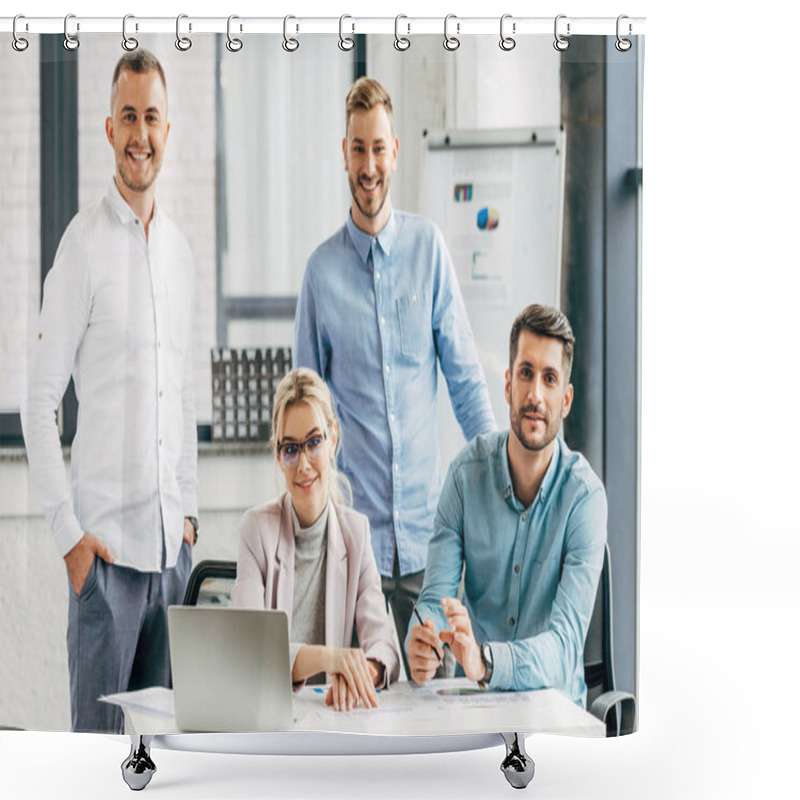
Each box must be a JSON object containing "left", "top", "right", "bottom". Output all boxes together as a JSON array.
[{"left": 168, "top": 606, "right": 293, "bottom": 732}]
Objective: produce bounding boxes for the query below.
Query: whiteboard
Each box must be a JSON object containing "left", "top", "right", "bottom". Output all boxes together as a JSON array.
[{"left": 419, "top": 128, "right": 566, "bottom": 468}]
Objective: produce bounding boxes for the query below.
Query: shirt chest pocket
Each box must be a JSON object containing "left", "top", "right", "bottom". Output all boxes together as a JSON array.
[{"left": 396, "top": 290, "right": 429, "bottom": 360}]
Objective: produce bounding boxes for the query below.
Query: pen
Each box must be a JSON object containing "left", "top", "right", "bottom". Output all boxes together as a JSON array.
[{"left": 411, "top": 602, "right": 443, "bottom": 666}]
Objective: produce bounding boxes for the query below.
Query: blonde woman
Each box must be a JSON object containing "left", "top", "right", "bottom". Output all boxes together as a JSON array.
[{"left": 232, "top": 368, "right": 399, "bottom": 711}]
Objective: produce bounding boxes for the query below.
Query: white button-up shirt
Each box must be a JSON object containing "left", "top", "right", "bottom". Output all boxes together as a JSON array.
[{"left": 21, "top": 179, "right": 198, "bottom": 572}]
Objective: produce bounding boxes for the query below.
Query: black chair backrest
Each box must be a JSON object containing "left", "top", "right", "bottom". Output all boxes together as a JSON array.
[
  {"left": 183, "top": 560, "right": 238, "bottom": 606},
  {"left": 583, "top": 542, "right": 615, "bottom": 709}
]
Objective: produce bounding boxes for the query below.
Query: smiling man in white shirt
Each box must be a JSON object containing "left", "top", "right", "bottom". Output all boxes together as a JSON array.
[{"left": 21, "top": 50, "right": 198, "bottom": 733}]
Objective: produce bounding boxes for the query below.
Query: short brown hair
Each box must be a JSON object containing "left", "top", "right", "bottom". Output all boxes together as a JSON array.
[
  {"left": 345, "top": 77, "right": 393, "bottom": 135},
  {"left": 509, "top": 304, "right": 575, "bottom": 382},
  {"left": 110, "top": 49, "right": 167, "bottom": 113}
]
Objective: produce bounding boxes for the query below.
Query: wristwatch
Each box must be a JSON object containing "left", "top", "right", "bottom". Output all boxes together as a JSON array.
[
  {"left": 478, "top": 642, "right": 493, "bottom": 690},
  {"left": 185, "top": 516, "right": 199, "bottom": 545}
]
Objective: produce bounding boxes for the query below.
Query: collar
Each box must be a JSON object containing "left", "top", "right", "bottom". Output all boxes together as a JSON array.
[
  {"left": 345, "top": 207, "right": 397, "bottom": 264},
  {"left": 104, "top": 176, "right": 160, "bottom": 231},
  {"left": 500, "top": 432, "right": 562, "bottom": 509}
]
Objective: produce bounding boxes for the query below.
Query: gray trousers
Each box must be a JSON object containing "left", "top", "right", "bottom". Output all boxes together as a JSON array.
[
  {"left": 381, "top": 562, "right": 425, "bottom": 680},
  {"left": 381, "top": 557, "right": 455, "bottom": 681},
  {"left": 67, "top": 541, "right": 192, "bottom": 733}
]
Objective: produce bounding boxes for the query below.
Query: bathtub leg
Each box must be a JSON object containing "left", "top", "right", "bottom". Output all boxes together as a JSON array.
[
  {"left": 121, "top": 735, "right": 156, "bottom": 791},
  {"left": 500, "top": 732, "right": 535, "bottom": 789}
]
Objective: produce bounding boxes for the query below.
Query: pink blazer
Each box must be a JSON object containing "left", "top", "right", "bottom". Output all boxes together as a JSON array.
[{"left": 232, "top": 492, "right": 399, "bottom": 685}]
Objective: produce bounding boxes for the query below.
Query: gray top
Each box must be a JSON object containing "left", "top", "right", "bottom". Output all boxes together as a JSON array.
[{"left": 291, "top": 503, "right": 329, "bottom": 654}]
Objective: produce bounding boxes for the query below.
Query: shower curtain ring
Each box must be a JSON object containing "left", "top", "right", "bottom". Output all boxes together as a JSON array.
[
  {"left": 616, "top": 15, "right": 632, "bottom": 52},
  {"left": 553, "top": 14, "right": 570, "bottom": 51},
  {"left": 339, "top": 14, "right": 355, "bottom": 51},
  {"left": 175, "top": 14, "right": 192, "bottom": 51},
  {"left": 394, "top": 15, "right": 411, "bottom": 51},
  {"left": 443, "top": 14, "right": 460, "bottom": 51},
  {"left": 499, "top": 14, "right": 516, "bottom": 51},
  {"left": 63, "top": 14, "right": 80, "bottom": 51},
  {"left": 12, "top": 14, "right": 29, "bottom": 52},
  {"left": 226, "top": 15, "right": 243, "bottom": 52},
  {"left": 283, "top": 15, "right": 299, "bottom": 52},
  {"left": 122, "top": 14, "right": 138, "bottom": 51}
]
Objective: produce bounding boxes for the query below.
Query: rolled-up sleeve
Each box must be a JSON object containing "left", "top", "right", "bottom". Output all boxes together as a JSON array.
[{"left": 489, "top": 486, "right": 607, "bottom": 699}]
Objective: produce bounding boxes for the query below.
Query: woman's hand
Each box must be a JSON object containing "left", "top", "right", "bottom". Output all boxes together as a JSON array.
[
  {"left": 325, "top": 673, "right": 359, "bottom": 711},
  {"left": 324, "top": 647, "right": 379, "bottom": 711}
]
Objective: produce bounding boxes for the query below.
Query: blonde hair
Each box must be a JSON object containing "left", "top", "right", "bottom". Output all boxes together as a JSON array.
[
  {"left": 345, "top": 76, "right": 394, "bottom": 135},
  {"left": 272, "top": 368, "right": 352, "bottom": 507}
]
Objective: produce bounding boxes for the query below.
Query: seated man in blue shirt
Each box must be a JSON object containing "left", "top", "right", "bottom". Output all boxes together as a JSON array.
[
  {"left": 406, "top": 304, "right": 606, "bottom": 707},
  {"left": 294, "top": 77, "right": 495, "bottom": 676}
]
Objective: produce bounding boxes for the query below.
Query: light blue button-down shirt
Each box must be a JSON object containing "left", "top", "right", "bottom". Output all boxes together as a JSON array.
[
  {"left": 294, "top": 210, "right": 495, "bottom": 577},
  {"left": 408, "top": 431, "right": 607, "bottom": 706}
]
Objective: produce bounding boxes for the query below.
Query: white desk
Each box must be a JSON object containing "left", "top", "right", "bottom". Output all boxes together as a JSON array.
[{"left": 108, "top": 679, "right": 604, "bottom": 753}]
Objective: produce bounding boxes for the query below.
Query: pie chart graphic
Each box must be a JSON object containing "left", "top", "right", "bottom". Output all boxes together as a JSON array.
[{"left": 477, "top": 206, "right": 500, "bottom": 231}]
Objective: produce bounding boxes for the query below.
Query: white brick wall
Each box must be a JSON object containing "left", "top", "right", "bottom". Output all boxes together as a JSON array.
[{"left": 0, "top": 41, "right": 42, "bottom": 412}]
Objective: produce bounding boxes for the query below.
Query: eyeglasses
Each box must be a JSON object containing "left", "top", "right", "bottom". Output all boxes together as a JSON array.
[{"left": 276, "top": 432, "right": 327, "bottom": 468}]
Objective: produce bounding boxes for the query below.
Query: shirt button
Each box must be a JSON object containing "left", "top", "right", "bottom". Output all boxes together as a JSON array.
[
  {"left": 159, "top": 390, "right": 163, "bottom": 398},
  {"left": 385, "top": 365, "right": 390, "bottom": 374},
  {"left": 521, "top": 513, "right": 527, "bottom": 521},
  {"left": 390, "top": 413, "right": 395, "bottom": 422},
  {"left": 509, "top": 618, "right": 515, "bottom": 627},
  {"left": 394, "top": 464, "right": 398, "bottom": 472},
  {"left": 395, "top": 510, "right": 399, "bottom": 519},
  {"left": 158, "top": 438, "right": 162, "bottom": 446},
  {"left": 380, "top": 316, "right": 385, "bottom": 325},
  {"left": 157, "top": 340, "right": 161, "bottom": 348},
  {"left": 376, "top": 272, "right": 381, "bottom": 281},
  {"left": 514, "top": 564, "right": 520, "bottom": 574},
  {"left": 135, "top": 220, "right": 140, "bottom": 226}
]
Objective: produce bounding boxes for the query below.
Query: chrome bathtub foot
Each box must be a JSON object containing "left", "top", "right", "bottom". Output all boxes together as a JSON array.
[
  {"left": 500, "top": 732, "right": 535, "bottom": 789},
  {"left": 121, "top": 735, "right": 156, "bottom": 791}
]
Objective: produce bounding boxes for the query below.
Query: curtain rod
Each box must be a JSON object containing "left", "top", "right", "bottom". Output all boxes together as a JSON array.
[{"left": 1, "top": 15, "right": 646, "bottom": 38}]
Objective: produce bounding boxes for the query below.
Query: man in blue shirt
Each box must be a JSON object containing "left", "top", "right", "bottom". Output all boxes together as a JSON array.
[
  {"left": 294, "top": 77, "right": 495, "bottom": 673},
  {"left": 406, "top": 304, "right": 607, "bottom": 707}
]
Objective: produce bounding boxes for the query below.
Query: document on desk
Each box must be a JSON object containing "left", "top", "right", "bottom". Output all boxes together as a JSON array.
[
  {"left": 99, "top": 686, "right": 176, "bottom": 719},
  {"left": 288, "top": 680, "right": 606, "bottom": 737},
  {"left": 294, "top": 686, "right": 417, "bottom": 728}
]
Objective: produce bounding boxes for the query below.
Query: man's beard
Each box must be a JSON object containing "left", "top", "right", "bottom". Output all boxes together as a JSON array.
[
  {"left": 509, "top": 396, "right": 561, "bottom": 453},
  {"left": 349, "top": 174, "right": 390, "bottom": 220}
]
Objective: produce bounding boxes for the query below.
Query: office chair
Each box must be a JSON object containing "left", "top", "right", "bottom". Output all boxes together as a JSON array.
[
  {"left": 583, "top": 542, "right": 637, "bottom": 736},
  {"left": 182, "top": 560, "right": 237, "bottom": 607}
]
